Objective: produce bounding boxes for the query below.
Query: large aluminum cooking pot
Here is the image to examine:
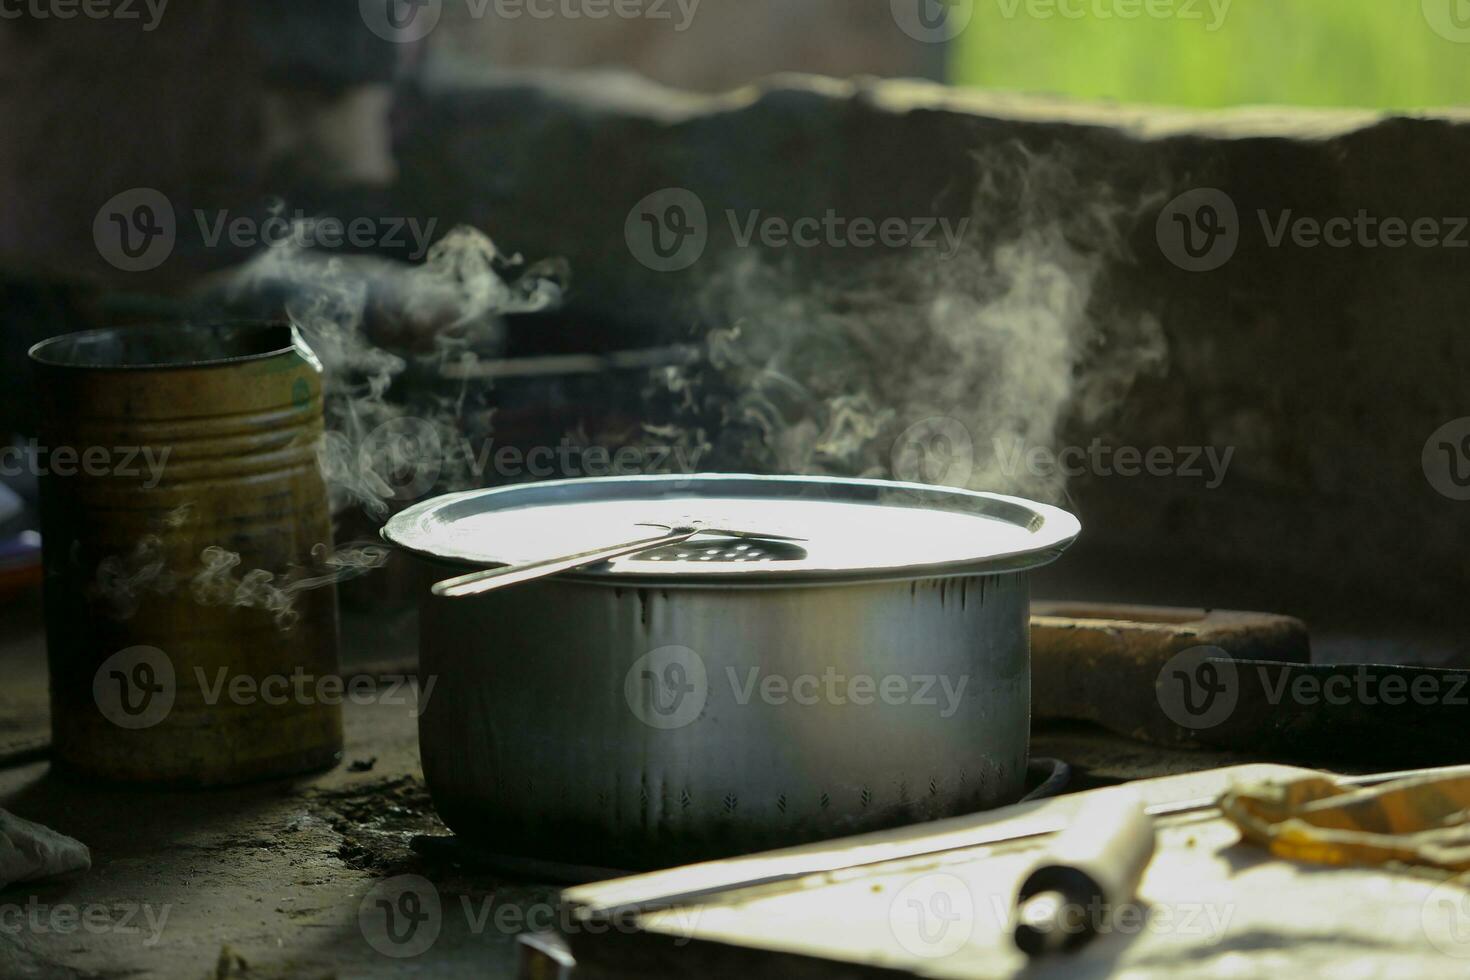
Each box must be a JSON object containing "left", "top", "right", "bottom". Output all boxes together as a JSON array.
[{"left": 384, "top": 475, "right": 1079, "bottom": 870}]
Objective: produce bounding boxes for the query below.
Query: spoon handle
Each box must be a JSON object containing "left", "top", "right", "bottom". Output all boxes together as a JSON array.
[{"left": 432, "top": 528, "right": 700, "bottom": 598}]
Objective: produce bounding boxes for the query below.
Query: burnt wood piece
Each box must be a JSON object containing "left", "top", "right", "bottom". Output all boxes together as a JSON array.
[{"left": 1031, "top": 603, "right": 1311, "bottom": 745}]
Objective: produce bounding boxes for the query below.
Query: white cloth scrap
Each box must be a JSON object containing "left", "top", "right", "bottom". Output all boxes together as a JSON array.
[{"left": 0, "top": 810, "right": 90, "bottom": 888}]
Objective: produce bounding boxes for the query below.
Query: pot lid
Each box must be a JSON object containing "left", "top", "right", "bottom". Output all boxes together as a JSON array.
[{"left": 382, "top": 474, "right": 1080, "bottom": 586}]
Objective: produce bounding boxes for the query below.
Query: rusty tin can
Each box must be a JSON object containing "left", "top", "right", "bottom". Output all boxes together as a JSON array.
[{"left": 29, "top": 321, "right": 343, "bottom": 785}]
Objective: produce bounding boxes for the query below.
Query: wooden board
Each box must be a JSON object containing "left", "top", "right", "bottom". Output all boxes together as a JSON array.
[{"left": 564, "top": 765, "right": 1470, "bottom": 978}]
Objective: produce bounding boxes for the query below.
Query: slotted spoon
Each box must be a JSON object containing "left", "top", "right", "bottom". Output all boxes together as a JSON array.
[{"left": 431, "top": 521, "right": 805, "bottom": 598}]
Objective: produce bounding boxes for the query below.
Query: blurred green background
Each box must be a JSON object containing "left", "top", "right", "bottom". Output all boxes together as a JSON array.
[{"left": 951, "top": 0, "right": 1468, "bottom": 108}]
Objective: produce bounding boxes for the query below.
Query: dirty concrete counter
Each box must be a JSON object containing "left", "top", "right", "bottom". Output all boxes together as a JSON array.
[
  {"left": 0, "top": 588, "right": 1244, "bottom": 979},
  {"left": 0, "top": 593, "right": 554, "bottom": 979},
  {"left": 2, "top": 556, "right": 1454, "bottom": 978}
]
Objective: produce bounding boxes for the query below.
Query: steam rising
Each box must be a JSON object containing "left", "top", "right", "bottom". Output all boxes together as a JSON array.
[
  {"left": 659, "top": 145, "right": 1167, "bottom": 503},
  {"left": 91, "top": 502, "right": 392, "bottom": 630},
  {"left": 191, "top": 543, "right": 391, "bottom": 630},
  {"left": 223, "top": 223, "right": 567, "bottom": 519},
  {"left": 90, "top": 223, "right": 566, "bottom": 629},
  {"left": 90, "top": 148, "right": 1162, "bottom": 628},
  {"left": 93, "top": 536, "right": 176, "bottom": 620}
]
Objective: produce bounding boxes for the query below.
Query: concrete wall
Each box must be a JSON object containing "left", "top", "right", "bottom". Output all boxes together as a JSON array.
[
  {"left": 0, "top": 0, "right": 1463, "bottom": 637},
  {"left": 393, "top": 73, "right": 1470, "bottom": 634},
  {"left": 432, "top": 0, "right": 944, "bottom": 91}
]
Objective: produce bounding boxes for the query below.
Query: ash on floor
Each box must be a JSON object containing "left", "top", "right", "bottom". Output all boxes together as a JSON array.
[{"left": 0, "top": 598, "right": 552, "bottom": 979}]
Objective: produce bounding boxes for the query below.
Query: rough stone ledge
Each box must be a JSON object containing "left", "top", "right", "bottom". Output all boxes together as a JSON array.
[
  {"left": 419, "top": 65, "right": 1470, "bottom": 139},
  {"left": 396, "top": 70, "right": 1470, "bottom": 631}
]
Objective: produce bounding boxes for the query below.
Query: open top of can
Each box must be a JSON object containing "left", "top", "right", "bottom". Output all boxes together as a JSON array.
[
  {"left": 383, "top": 474, "right": 1081, "bottom": 586},
  {"left": 28, "top": 321, "right": 303, "bottom": 371}
]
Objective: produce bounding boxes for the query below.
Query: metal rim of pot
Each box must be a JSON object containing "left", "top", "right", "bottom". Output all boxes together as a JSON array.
[{"left": 382, "top": 473, "right": 1082, "bottom": 590}]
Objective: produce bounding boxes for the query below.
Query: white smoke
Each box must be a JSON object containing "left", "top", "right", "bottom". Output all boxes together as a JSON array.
[
  {"left": 221, "top": 222, "right": 566, "bottom": 519},
  {"left": 654, "top": 143, "right": 1168, "bottom": 503},
  {"left": 191, "top": 543, "right": 392, "bottom": 630},
  {"left": 90, "top": 222, "right": 567, "bottom": 629}
]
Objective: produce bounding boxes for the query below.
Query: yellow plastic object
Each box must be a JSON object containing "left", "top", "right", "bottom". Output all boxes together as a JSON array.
[{"left": 1220, "top": 772, "right": 1470, "bottom": 872}]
